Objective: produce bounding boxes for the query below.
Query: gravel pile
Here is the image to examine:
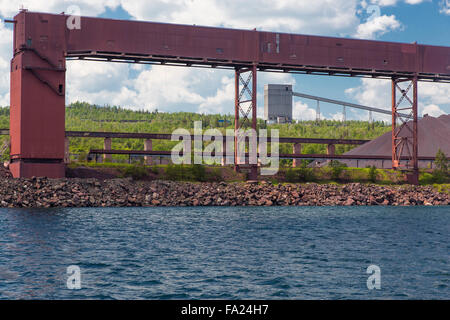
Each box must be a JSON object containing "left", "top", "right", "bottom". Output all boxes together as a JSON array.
[
  {"left": 0, "top": 177, "right": 448, "bottom": 208},
  {"left": 345, "top": 114, "right": 450, "bottom": 157}
]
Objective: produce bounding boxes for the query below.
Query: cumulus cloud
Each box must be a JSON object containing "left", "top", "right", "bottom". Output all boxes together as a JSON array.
[
  {"left": 354, "top": 14, "right": 401, "bottom": 39},
  {"left": 420, "top": 82, "right": 450, "bottom": 105},
  {"left": 0, "top": 0, "right": 120, "bottom": 18},
  {"left": 119, "top": 0, "right": 360, "bottom": 35},
  {"left": 66, "top": 60, "right": 296, "bottom": 115},
  {"left": 346, "top": 78, "right": 449, "bottom": 122},
  {"left": 368, "top": 0, "right": 428, "bottom": 6},
  {"left": 330, "top": 111, "right": 346, "bottom": 121},
  {"left": 355, "top": 0, "right": 429, "bottom": 39},
  {"left": 0, "top": 0, "right": 384, "bottom": 29},
  {"left": 66, "top": 61, "right": 134, "bottom": 107},
  {"left": 345, "top": 78, "right": 391, "bottom": 110},
  {"left": 197, "top": 76, "right": 235, "bottom": 115},
  {"left": 293, "top": 101, "right": 317, "bottom": 121},
  {"left": 0, "top": 19, "right": 12, "bottom": 106},
  {"left": 67, "top": 62, "right": 209, "bottom": 111},
  {"left": 344, "top": 79, "right": 393, "bottom": 123},
  {"left": 404, "top": 0, "right": 427, "bottom": 4},
  {"left": 422, "top": 104, "right": 445, "bottom": 117},
  {"left": 440, "top": 0, "right": 450, "bottom": 15}
]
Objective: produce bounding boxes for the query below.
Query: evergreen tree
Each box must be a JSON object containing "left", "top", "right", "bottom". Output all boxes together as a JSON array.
[{"left": 433, "top": 148, "right": 449, "bottom": 183}]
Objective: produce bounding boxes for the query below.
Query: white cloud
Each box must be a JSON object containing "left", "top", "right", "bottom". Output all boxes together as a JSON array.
[
  {"left": 66, "top": 60, "right": 141, "bottom": 109},
  {"left": 67, "top": 61, "right": 129, "bottom": 95},
  {"left": 355, "top": 0, "right": 429, "bottom": 39},
  {"left": 197, "top": 76, "right": 235, "bottom": 115},
  {"left": 420, "top": 82, "right": 450, "bottom": 105},
  {"left": 354, "top": 14, "right": 401, "bottom": 39},
  {"left": 131, "top": 66, "right": 209, "bottom": 111},
  {"left": 404, "top": 0, "right": 427, "bottom": 4},
  {"left": 346, "top": 78, "right": 449, "bottom": 122},
  {"left": 67, "top": 62, "right": 208, "bottom": 110},
  {"left": 66, "top": 59, "right": 296, "bottom": 115},
  {"left": 369, "top": 0, "right": 428, "bottom": 6},
  {"left": 370, "top": 0, "right": 399, "bottom": 5},
  {"left": 293, "top": 101, "right": 317, "bottom": 121},
  {"left": 345, "top": 78, "right": 391, "bottom": 109},
  {"left": 440, "top": 0, "right": 450, "bottom": 15},
  {"left": 330, "top": 111, "right": 346, "bottom": 121},
  {"left": 120, "top": 0, "right": 360, "bottom": 35},
  {"left": 0, "top": 0, "right": 120, "bottom": 18},
  {"left": 0, "top": 19, "right": 12, "bottom": 106},
  {"left": 422, "top": 104, "right": 445, "bottom": 117}
]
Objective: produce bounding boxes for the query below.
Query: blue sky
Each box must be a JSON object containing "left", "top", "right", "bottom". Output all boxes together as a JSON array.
[{"left": 0, "top": 0, "right": 448, "bottom": 121}]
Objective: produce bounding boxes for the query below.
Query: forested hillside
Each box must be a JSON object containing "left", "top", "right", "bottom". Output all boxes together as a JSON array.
[{"left": 0, "top": 102, "right": 391, "bottom": 160}]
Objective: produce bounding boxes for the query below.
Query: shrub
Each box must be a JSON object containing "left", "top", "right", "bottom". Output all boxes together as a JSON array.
[
  {"left": 121, "top": 165, "right": 148, "bottom": 180},
  {"left": 285, "top": 168, "right": 298, "bottom": 182},
  {"left": 164, "top": 164, "right": 221, "bottom": 182},
  {"left": 328, "top": 160, "right": 347, "bottom": 181},
  {"left": 165, "top": 164, "right": 208, "bottom": 181},
  {"left": 0, "top": 140, "right": 9, "bottom": 163},
  {"left": 285, "top": 163, "right": 315, "bottom": 182},
  {"left": 432, "top": 149, "right": 449, "bottom": 183},
  {"left": 77, "top": 151, "right": 88, "bottom": 162},
  {"left": 191, "top": 164, "right": 207, "bottom": 181},
  {"left": 420, "top": 172, "right": 435, "bottom": 185},
  {"left": 435, "top": 148, "right": 449, "bottom": 172},
  {"left": 367, "top": 165, "right": 377, "bottom": 183},
  {"left": 165, "top": 164, "right": 185, "bottom": 181},
  {"left": 208, "top": 167, "right": 223, "bottom": 182},
  {"left": 149, "top": 165, "right": 159, "bottom": 174}
]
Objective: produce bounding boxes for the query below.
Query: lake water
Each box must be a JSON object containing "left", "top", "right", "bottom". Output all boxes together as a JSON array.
[{"left": 0, "top": 206, "right": 448, "bottom": 299}]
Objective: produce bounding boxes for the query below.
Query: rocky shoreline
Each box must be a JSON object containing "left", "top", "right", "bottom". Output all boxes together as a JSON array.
[{"left": 0, "top": 176, "right": 448, "bottom": 207}]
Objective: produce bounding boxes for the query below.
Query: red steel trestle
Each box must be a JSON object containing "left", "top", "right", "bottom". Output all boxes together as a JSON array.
[
  {"left": 391, "top": 76, "right": 419, "bottom": 184},
  {"left": 234, "top": 65, "right": 258, "bottom": 180}
]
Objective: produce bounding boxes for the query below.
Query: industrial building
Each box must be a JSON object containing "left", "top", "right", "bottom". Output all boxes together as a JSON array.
[{"left": 264, "top": 84, "right": 293, "bottom": 123}]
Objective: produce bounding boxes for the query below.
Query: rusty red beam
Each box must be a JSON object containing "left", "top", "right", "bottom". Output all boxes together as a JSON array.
[
  {"left": 59, "top": 13, "right": 450, "bottom": 82},
  {"left": 89, "top": 149, "right": 446, "bottom": 161},
  {"left": 0, "top": 129, "right": 370, "bottom": 145},
  {"left": 67, "top": 52, "right": 450, "bottom": 83},
  {"left": 66, "top": 131, "right": 369, "bottom": 144}
]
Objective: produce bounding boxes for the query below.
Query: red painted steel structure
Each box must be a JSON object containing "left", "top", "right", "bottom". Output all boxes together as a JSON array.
[
  {"left": 0, "top": 128, "right": 370, "bottom": 144},
  {"left": 391, "top": 77, "right": 419, "bottom": 184},
  {"left": 235, "top": 66, "right": 257, "bottom": 179},
  {"left": 89, "top": 149, "right": 448, "bottom": 162},
  {"left": 9, "top": 10, "right": 450, "bottom": 179}
]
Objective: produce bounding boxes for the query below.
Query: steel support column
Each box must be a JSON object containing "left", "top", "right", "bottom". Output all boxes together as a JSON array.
[
  {"left": 234, "top": 65, "right": 257, "bottom": 180},
  {"left": 9, "top": 11, "right": 67, "bottom": 178},
  {"left": 391, "top": 77, "right": 419, "bottom": 184}
]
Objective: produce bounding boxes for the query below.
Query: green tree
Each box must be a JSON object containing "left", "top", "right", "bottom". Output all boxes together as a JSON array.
[
  {"left": 328, "top": 160, "right": 347, "bottom": 181},
  {"left": 367, "top": 165, "right": 377, "bottom": 183},
  {"left": 433, "top": 148, "right": 449, "bottom": 183}
]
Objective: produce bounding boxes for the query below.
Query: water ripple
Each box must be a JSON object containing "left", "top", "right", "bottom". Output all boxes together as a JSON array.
[{"left": 0, "top": 206, "right": 448, "bottom": 299}]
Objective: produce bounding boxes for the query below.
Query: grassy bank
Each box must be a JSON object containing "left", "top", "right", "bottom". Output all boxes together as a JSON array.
[{"left": 66, "top": 162, "right": 450, "bottom": 191}]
